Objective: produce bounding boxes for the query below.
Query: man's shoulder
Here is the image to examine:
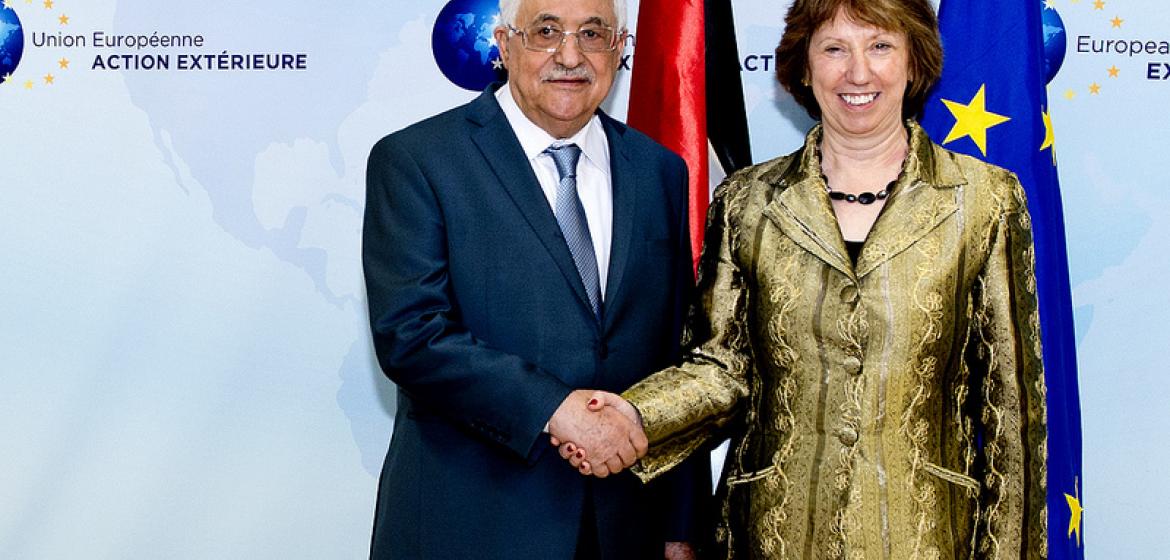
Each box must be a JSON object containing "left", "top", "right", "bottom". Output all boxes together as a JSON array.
[
  {"left": 604, "top": 116, "right": 685, "bottom": 168},
  {"left": 373, "top": 98, "right": 481, "bottom": 153}
]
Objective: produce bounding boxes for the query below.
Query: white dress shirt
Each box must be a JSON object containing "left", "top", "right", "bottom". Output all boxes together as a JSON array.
[{"left": 495, "top": 85, "right": 613, "bottom": 298}]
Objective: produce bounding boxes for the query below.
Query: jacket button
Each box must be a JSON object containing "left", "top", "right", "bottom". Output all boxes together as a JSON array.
[
  {"left": 843, "top": 356, "right": 862, "bottom": 375},
  {"left": 840, "top": 285, "right": 859, "bottom": 303},
  {"left": 838, "top": 426, "right": 859, "bottom": 446}
]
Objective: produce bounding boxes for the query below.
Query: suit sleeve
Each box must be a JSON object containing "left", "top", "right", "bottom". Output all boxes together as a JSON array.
[
  {"left": 362, "top": 136, "right": 573, "bottom": 461},
  {"left": 626, "top": 178, "right": 754, "bottom": 482},
  {"left": 969, "top": 176, "right": 1048, "bottom": 558},
  {"left": 645, "top": 155, "right": 712, "bottom": 542}
]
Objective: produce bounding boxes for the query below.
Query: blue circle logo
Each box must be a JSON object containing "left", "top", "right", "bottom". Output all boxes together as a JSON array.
[
  {"left": 432, "top": 0, "right": 507, "bottom": 92},
  {"left": 1042, "top": 5, "right": 1067, "bottom": 84},
  {"left": 0, "top": 5, "right": 25, "bottom": 85}
]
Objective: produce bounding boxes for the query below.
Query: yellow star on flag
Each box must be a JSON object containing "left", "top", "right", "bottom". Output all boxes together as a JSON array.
[
  {"left": 2, "top": 72, "right": 11, "bottom": 83},
  {"left": 1044, "top": 0, "right": 1055, "bottom": 8},
  {"left": 58, "top": 57, "right": 69, "bottom": 69},
  {"left": 42, "top": 0, "right": 51, "bottom": 8},
  {"left": 24, "top": 79, "right": 33, "bottom": 89},
  {"left": 939, "top": 84, "right": 1011, "bottom": 157},
  {"left": 1064, "top": 89, "right": 1076, "bottom": 100},
  {"left": 2, "top": 0, "right": 12, "bottom": 10},
  {"left": 43, "top": 73, "right": 54, "bottom": 84},
  {"left": 1094, "top": 0, "right": 1105, "bottom": 9},
  {"left": 1107, "top": 65, "right": 1119, "bottom": 78},
  {"left": 1065, "top": 477, "right": 1084, "bottom": 547},
  {"left": 58, "top": 13, "right": 68, "bottom": 25},
  {"left": 1089, "top": 83, "right": 1101, "bottom": 94},
  {"left": 1111, "top": 16, "right": 1123, "bottom": 28},
  {"left": 1040, "top": 109, "right": 1055, "bottom": 152}
]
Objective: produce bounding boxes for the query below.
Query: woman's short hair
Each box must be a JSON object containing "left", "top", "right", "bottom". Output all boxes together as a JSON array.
[{"left": 774, "top": 0, "right": 943, "bottom": 120}]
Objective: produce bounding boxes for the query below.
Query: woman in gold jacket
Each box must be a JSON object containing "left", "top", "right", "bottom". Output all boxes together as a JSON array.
[{"left": 564, "top": 0, "right": 1048, "bottom": 557}]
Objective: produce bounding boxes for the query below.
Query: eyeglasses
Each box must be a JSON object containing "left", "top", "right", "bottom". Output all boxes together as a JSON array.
[{"left": 506, "top": 23, "right": 620, "bottom": 53}]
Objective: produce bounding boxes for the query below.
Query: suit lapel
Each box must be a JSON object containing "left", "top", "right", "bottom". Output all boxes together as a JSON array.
[
  {"left": 855, "top": 124, "right": 964, "bottom": 278},
  {"left": 759, "top": 122, "right": 966, "bottom": 280},
  {"left": 600, "top": 116, "right": 636, "bottom": 329},
  {"left": 760, "top": 131, "right": 854, "bottom": 278},
  {"left": 466, "top": 89, "right": 596, "bottom": 318},
  {"left": 765, "top": 177, "right": 854, "bottom": 278}
]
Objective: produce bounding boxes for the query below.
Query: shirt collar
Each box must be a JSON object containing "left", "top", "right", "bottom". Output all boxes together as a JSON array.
[{"left": 496, "top": 84, "right": 610, "bottom": 175}]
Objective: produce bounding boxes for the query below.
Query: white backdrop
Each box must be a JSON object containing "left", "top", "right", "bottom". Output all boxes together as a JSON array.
[{"left": 1, "top": 0, "right": 1166, "bottom": 557}]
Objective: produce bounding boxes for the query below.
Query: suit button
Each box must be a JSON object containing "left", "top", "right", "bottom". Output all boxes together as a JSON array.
[
  {"left": 840, "top": 285, "right": 859, "bottom": 303},
  {"left": 843, "top": 356, "right": 862, "bottom": 375},
  {"left": 838, "top": 427, "right": 858, "bottom": 446}
]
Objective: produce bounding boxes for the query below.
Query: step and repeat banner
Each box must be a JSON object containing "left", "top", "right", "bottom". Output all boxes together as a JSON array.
[{"left": 1, "top": 0, "right": 1166, "bottom": 557}]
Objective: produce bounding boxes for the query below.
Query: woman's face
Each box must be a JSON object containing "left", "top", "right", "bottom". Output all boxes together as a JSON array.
[{"left": 807, "top": 9, "right": 909, "bottom": 140}]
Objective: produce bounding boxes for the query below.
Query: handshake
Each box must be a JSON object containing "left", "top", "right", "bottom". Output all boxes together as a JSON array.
[{"left": 547, "top": 389, "right": 646, "bottom": 478}]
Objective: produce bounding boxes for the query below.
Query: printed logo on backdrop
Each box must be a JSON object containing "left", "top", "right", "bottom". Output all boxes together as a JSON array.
[
  {"left": 1043, "top": 2, "right": 1069, "bottom": 83},
  {"left": 734, "top": 3, "right": 1072, "bottom": 84},
  {"left": 0, "top": 0, "right": 310, "bottom": 92},
  {"left": 0, "top": 2, "right": 23, "bottom": 86},
  {"left": 432, "top": 0, "right": 505, "bottom": 91},
  {"left": 1063, "top": 0, "right": 1168, "bottom": 99},
  {"left": 431, "top": 0, "right": 635, "bottom": 91}
]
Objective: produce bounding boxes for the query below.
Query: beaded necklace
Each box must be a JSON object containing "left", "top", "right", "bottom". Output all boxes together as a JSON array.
[{"left": 825, "top": 181, "right": 894, "bottom": 204}]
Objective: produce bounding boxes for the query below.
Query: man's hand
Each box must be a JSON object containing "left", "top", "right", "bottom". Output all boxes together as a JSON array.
[
  {"left": 547, "top": 390, "right": 647, "bottom": 477},
  {"left": 552, "top": 391, "right": 644, "bottom": 476}
]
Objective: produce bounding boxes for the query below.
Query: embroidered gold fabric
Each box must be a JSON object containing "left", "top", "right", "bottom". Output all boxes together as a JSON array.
[{"left": 626, "top": 122, "right": 1048, "bottom": 559}]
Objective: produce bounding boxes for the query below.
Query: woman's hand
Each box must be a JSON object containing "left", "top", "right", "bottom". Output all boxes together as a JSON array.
[{"left": 550, "top": 390, "right": 644, "bottom": 476}]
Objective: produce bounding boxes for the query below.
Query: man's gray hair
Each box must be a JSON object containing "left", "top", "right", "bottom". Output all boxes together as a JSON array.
[{"left": 498, "top": 0, "right": 628, "bottom": 32}]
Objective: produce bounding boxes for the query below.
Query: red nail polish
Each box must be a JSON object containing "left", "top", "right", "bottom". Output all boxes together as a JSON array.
[
  {"left": 589, "top": 398, "right": 599, "bottom": 406},
  {"left": 576, "top": 451, "right": 584, "bottom": 459}
]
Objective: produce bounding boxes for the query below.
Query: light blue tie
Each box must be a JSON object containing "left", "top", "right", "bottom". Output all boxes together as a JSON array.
[{"left": 545, "top": 143, "right": 602, "bottom": 322}]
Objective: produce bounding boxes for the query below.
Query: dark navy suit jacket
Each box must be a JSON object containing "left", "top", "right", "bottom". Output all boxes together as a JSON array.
[{"left": 362, "top": 85, "right": 707, "bottom": 559}]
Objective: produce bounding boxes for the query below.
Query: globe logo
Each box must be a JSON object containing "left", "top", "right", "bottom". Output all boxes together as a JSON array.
[
  {"left": 432, "top": 0, "right": 507, "bottom": 92},
  {"left": 1041, "top": 4, "right": 1067, "bottom": 84},
  {"left": 0, "top": 4, "right": 24, "bottom": 85}
]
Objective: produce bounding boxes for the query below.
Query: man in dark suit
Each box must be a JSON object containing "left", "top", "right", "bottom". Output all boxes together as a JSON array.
[{"left": 362, "top": 0, "right": 706, "bottom": 557}]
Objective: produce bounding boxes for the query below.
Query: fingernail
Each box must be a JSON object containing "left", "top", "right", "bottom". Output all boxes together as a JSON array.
[{"left": 588, "top": 398, "right": 599, "bottom": 406}]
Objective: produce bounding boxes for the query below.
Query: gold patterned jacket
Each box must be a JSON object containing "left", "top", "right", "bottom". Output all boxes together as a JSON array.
[{"left": 625, "top": 122, "right": 1048, "bottom": 559}]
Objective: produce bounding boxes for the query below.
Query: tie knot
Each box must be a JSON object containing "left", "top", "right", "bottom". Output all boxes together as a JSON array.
[{"left": 545, "top": 143, "right": 582, "bottom": 180}]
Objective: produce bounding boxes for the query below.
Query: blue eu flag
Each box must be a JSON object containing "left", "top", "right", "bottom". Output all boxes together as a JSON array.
[{"left": 921, "top": 1, "right": 1084, "bottom": 557}]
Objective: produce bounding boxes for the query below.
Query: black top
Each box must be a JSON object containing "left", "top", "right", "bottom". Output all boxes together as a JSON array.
[{"left": 845, "top": 240, "right": 864, "bottom": 265}]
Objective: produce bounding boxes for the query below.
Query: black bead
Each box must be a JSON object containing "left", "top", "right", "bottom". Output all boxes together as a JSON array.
[{"left": 826, "top": 180, "right": 896, "bottom": 204}]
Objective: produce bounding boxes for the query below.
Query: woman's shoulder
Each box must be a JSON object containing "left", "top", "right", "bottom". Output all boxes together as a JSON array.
[
  {"left": 723, "top": 152, "right": 798, "bottom": 184},
  {"left": 923, "top": 140, "right": 1028, "bottom": 214},
  {"left": 715, "top": 150, "right": 802, "bottom": 199},
  {"left": 709, "top": 154, "right": 797, "bottom": 225}
]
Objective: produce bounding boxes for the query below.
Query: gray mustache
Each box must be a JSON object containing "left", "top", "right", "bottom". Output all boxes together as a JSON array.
[{"left": 543, "top": 66, "right": 593, "bottom": 81}]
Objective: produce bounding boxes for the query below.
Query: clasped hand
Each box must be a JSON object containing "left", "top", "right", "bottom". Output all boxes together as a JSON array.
[{"left": 547, "top": 390, "right": 644, "bottom": 477}]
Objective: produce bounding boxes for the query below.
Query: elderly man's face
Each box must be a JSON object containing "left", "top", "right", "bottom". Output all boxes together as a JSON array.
[{"left": 495, "top": 0, "right": 623, "bottom": 139}]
